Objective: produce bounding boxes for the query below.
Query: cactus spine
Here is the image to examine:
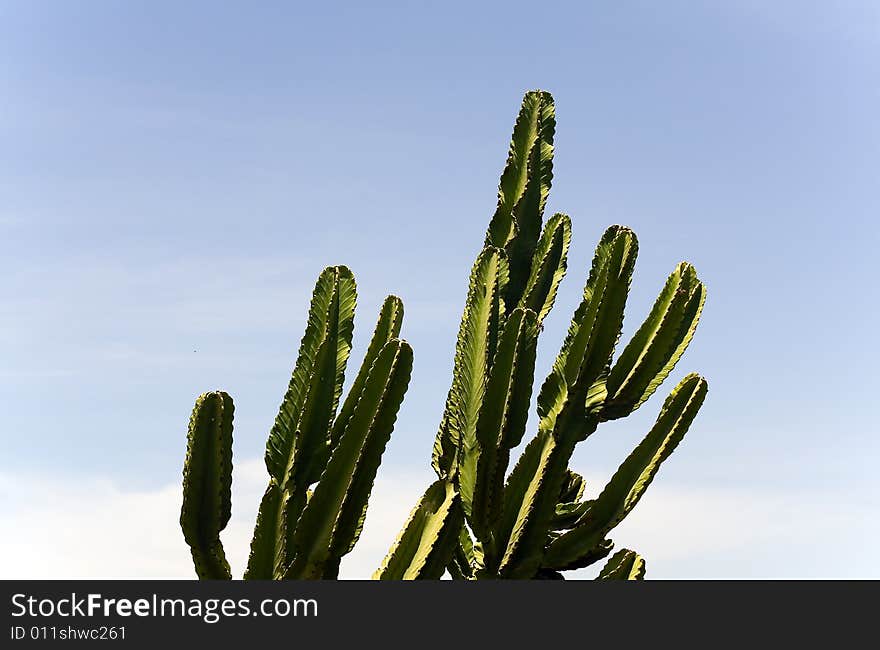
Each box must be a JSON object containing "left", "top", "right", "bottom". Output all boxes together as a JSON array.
[
  {"left": 181, "top": 269, "right": 412, "bottom": 579},
  {"left": 378, "top": 90, "right": 708, "bottom": 580}
]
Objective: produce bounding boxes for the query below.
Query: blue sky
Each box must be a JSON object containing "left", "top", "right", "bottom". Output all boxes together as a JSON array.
[{"left": 1, "top": 1, "right": 877, "bottom": 578}]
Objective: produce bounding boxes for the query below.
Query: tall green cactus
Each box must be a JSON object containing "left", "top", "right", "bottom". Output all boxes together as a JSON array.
[
  {"left": 180, "top": 268, "right": 413, "bottom": 579},
  {"left": 378, "top": 90, "right": 708, "bottom": 580}
]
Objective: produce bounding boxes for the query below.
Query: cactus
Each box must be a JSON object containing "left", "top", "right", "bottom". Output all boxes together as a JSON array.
[
  {"left": 378, "top": 90, "right": 708, "bottom": 579},
  {"left": 596, "top": 549, "right": 646, "bottom": 580},
  {"left": 180, "top": 267, "right": 413, "bottom": 579},
  {"left": 181, "top": 90, "right": 708, "bottom": 581}
]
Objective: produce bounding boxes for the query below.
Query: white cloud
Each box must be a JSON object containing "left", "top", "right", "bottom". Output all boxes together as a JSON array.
[
  {"left": 1, "top": 463, "right": 875, "bottom": 579},
  {"left": 572, "top": 476, "right": 879, "bottom": 579},
  {"left": 0, "top": 460, "right": 422, "bottom": 580}
]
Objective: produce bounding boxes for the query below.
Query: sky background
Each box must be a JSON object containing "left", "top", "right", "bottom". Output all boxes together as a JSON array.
[{"left": 1, "top": 1, "right": 878, "bottom": 579}]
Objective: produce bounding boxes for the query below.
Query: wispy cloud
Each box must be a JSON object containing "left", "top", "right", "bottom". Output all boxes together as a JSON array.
[
  {"left": 0, "top": 460, "right": 420, "bottom": 579},
  {"left": 2, "top": 463, "right": 876, "bottom": 579},
  {"left": 586, "top": 479, "right": 880, "bottom": 579}
]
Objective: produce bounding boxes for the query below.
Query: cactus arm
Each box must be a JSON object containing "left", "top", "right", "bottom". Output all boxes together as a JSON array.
[
  {"left": 284, "top": 340, "right": 413, "bottom": 579},
  {"left": 492, "top": 425, "right": 579, "bottom": 578},
  {"left": 250, "top": 266, "right": 357, "bottom": 578},
  {"left": 486, "top": 91, "right": 554, "bottom": 249},
  {"left": 486, "top": 90, "right": 556, "bottom": 309},
  {"left": 329, "top": 295, "right": 404, "bottom": 451},
  {"left": 243, "top": 483, "right": 281, "bottom": 579},
  {"left": 596, "top": 549, "right": 646, "bottom": 580},
  {"left": 543, "top": 374, "right": 708, "bottom": 569},
  {"left": 286, "top": 273, "right": 358, "bottom": 487},
  {"left": 323, "top": 290, "right": 404, "bottom": 569},
  {"left": 470, "top": 307, "right": 539, "bottom": 541},
  {"left": 270, "top": 284, "right": 378, "bottom": 577},
  {"left": 602, "top": 263, "right": 705, "bottom": 420},
  {"left": 554, "top": 226, "right": 638, "bottom": 412},
  {"left": 263, "top": 266, "right": 356, "bottom": 482},
  {"left": 519, "top": 213, "right": 571, "bottom": 323},
  {"left": 523, "top": 225, "right": 637, "bottom": 455},
  {"left": 491, "top": 430, "right": 555, "bottom": 576},
  {"left": 180, "top": 391, "right": 234, "bottom": 580},
  {"left": 432, "top": 248, "right": 508, "bottom": 485},
  {"left": 373, "top": 479, "right": 463, "bottom": 580},
  {"left": 315, "top": 300, "right": 402, "bottom": 564}
]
